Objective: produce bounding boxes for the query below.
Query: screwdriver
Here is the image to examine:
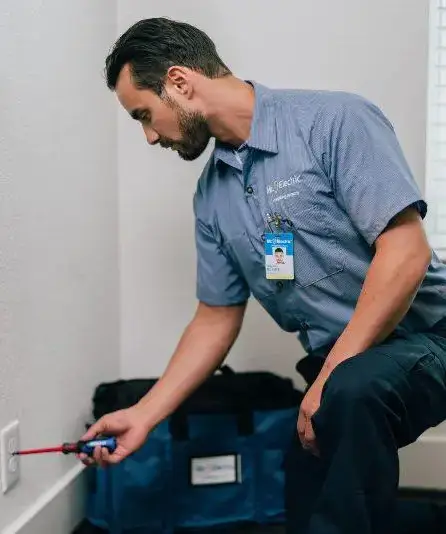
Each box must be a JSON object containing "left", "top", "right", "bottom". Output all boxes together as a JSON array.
[{"left": 12, "top": 437, "right": 117, "bottom": 457}]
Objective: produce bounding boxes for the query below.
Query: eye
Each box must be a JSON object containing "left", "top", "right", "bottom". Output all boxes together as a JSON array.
[{"left": 140, "top": 113, "right": 151, "bottom": 125}]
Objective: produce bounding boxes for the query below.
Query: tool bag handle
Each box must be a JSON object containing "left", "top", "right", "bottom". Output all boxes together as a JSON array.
[{"left": 169, "top": 365, "right": 254, "bottom": 441}]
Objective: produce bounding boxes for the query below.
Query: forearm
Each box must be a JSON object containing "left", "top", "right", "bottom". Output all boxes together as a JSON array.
[
  {"left": 135, "top": 302, "right": 246, "bottom": 428},
  {"left": 322, "top": 218, "right": 431, "bottom": 375}
]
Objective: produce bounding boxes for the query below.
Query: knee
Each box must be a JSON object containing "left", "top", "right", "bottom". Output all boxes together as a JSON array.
[
  {"left": 318, "top": 354, "right": 387, "bottom": 420},
  {"left": 327, "top": 357, "right": 378, "bottom": 403},
  {"left": 310, "top": 357, "right": 382, "bottom": 446}
]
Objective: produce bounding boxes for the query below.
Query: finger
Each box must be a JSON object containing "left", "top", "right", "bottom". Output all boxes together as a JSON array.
[
  {"left": 100, "top": 447, "right": 110, "bottom": 466},
  {"left": 77, "top": 453, "right": 94, "bottom": 467},
  {"left": 82, "top": 419, "right": 106, "bottom": 441},
  {"left": 93, "top": 445, "right": 104, "bottom": 467},
  {"left": 304, "top": 420, "right": 316, "bottom": 444},
  {"left": 304, "top": 420, "right": 319, "bottom": 456},
  {"left": 297, "top": 410, "right": 306, "bottom": 438},
  {"left": 297, "top": 412, "right": 309, "bottom": 451},
  {"left": 105, "top": 446, "right": 125, "bottom": 465}
]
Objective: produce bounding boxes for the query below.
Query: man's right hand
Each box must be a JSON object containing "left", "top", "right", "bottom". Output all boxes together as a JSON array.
[
  {"left": 78, "top": 303, "right": 246, "bottom": 468},
  {"left": 78, "top": 406, "right": 151, "bottom": 468}
]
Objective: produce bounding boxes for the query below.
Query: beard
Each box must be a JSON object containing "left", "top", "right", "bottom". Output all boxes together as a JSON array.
[{"left": 161, "top": 95, "right": 212, "bottom": 161}]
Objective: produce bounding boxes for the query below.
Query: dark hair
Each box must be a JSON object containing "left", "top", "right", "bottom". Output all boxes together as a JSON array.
[
  {"left": 105, "top": 17, "right": 231, "bottom": 95},
  {"left": 274, "top": 248, "right": 283, "bottom": 253}
]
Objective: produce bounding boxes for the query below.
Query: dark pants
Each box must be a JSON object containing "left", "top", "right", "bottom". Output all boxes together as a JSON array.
[{"left": 285, "top": 323, "right": 446, "bottom": 534}]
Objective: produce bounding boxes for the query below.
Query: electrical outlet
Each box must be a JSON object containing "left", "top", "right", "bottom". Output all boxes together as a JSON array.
[{"left": 1, "top": 420, "right": 20, "bottom": 494}]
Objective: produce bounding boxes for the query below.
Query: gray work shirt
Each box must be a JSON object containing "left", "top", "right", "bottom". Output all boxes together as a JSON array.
[{"left": 193, "top": 81, "right": 446, "bottom": 353}]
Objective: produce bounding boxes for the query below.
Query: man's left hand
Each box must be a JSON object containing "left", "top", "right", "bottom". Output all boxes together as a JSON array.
[{"left": 297, "top": 373, "right": 329, "bottom": 455}]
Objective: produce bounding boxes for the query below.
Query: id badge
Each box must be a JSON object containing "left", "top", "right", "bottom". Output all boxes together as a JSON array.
[{"left": 264, "top": 233, "right": 294, "bottom": 280}]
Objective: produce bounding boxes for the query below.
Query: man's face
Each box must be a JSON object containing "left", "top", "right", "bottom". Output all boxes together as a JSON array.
[
  {"left": 115, "top": 65, "right": 211, "bottom": 161},
  {"left": 274, "top": 251, "right": 284, "bottom": 264}
]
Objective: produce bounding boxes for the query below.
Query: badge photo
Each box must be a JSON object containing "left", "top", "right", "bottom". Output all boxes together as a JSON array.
[{"left": 264, "top": 233, "right": 294, "bottom": 280}]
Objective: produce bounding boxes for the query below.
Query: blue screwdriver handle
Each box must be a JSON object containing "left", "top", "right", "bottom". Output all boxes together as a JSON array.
[{"left": 78, "top": 437, "right": 117, "bottom": 456}]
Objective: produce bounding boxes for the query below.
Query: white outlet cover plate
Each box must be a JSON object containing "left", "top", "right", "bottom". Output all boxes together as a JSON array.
[{"left": 1, "top": 420, "right": 20, "bottom": 494}]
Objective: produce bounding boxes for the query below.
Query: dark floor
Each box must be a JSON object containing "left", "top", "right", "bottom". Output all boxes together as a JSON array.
[
  {"left": 73, "top": 490, "right": 446, "bottom": 534},
  {"left": 73, "top": 523, "right": 285, "bottom": 534},
  {"left": 73, "top": 522, "right": 102, "bottom": 534},
  {"left": 73, "top": 511, "right": 446, "bottom": 533}
]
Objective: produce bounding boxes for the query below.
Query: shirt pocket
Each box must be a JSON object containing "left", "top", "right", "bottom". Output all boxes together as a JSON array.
[
  {"left": 221, "top": 203, "right": 345, "bottom": 295},
  {"left": 288, "top": 206, "right": 345, "bottom": 288}
]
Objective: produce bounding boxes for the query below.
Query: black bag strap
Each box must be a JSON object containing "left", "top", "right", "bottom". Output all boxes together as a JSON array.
[
  {"left": 217, "top": 365, "right": 254, "bottom": 436},
  {"left": 235, "top": 407, "right": 254, "bottom": 436},
  {"left": 169, "top": 405, "right": 253, "bottom": 441},
  {"left": 169, "top": 411, "right": 190, "bottom": 441},
  {"left": 169, "top": 366, "right": 253, "bottom": 441}
]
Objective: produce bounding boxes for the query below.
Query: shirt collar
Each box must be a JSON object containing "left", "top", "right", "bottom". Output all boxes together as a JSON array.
[{"left": 214, "top": 81, "right": 278, "bottom": 166}]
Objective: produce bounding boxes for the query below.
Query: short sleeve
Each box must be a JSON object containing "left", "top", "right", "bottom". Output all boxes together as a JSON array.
[
  {"left": 194, "top": 195, "right": 250, "bottom": 306},
  {"left": 325, "top": 97, "right": 427, "bottom": 245}
]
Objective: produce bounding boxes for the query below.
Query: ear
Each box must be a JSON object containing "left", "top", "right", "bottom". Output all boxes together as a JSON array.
[{"left": 165, "top": 66, "right": 192, "bottom": 99}]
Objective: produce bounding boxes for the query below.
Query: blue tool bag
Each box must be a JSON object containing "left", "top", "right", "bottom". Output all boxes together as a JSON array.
[{"left": 85, "top": 366, "right": 303, "bottom": 533}]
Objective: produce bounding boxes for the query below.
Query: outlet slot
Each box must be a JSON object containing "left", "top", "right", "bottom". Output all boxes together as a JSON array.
[{"left": 1, "top": 420, "right": 21, "bottom": 494}]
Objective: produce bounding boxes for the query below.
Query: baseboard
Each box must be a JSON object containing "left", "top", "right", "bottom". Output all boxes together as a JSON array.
[
  {"left": 399, "top": 434, "right": 446, "bottom": 490},
  {"left": 2, "top": 464, "right": 86, "bottom": 534}
]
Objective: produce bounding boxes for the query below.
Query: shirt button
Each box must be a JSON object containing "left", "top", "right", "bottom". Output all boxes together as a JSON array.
[
  {"left": 301, "top": 321, "right": 309, "bottom": 330},
  {"left": 246, "top": 185, "right": 254, "bottom": 194},
  {"left": 276, "top": 281, "right": 284, "bottom": 291}
]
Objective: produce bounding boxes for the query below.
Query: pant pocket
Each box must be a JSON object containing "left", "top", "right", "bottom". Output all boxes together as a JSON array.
[
  {"left": 379, "top": 335, "right": 434, "bottom": 373},
  {"left": 405, "top": 351, "right": 446, "bottom": 440}
]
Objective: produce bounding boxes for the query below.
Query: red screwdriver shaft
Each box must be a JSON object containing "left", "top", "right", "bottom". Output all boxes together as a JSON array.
[{"left": 13, "top": 446, "right": 64, "bottom": 456}]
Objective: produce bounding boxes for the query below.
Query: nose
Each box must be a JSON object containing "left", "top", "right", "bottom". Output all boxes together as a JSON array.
[{"left": 144, "top": 127, "right": 160, "bottom": 146}]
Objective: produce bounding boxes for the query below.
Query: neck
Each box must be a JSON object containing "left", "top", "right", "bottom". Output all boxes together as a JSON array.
[{"left": 201, "top": 77, "right": 255, "bottom": 146}]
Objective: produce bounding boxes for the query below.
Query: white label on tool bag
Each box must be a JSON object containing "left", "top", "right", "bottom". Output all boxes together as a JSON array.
[{"left": 190, "top": 454, "right": 241, "bottom": 486}]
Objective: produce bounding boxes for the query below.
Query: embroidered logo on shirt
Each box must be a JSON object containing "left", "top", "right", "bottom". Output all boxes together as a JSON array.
[
  {"left": 267, "top": 172, "right": 302, "bottom": 202},
  {"left": 266, "top": 172, "right": 302, "bottom": 195}
]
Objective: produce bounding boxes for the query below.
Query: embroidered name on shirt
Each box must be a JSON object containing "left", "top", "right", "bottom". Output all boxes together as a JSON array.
[{"left": 266, "top": 173, "right": 302, "bottom": 195}]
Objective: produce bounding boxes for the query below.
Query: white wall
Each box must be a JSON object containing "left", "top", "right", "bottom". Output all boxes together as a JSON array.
[
  {"left": 0, "top": 1, "right": 119, "bottom": 531},
  {"left": 117, "top": 1, "right": 429, "bottom": 387},
  {"left": 0, "top": 4, "right": 435, "bottom": 529}
]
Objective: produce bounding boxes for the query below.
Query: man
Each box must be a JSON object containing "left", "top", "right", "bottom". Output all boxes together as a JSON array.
[
  {"left": 81, "top": 17, "right": 446, "bottom": 534},
  {"left": 274, "top": 248, "right": 285, "bottom": 264}
]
